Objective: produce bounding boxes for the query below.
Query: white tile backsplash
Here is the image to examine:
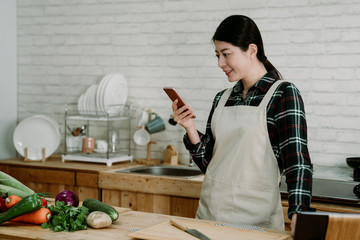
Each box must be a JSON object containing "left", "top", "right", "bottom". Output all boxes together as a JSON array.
[{"left": 15, "top": 0, "right": 360, "bottom": 165}]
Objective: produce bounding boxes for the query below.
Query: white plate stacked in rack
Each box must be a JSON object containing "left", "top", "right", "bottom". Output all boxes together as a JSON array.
[{"left": 77, "top": 74, "right": 128, "bottom": 116}]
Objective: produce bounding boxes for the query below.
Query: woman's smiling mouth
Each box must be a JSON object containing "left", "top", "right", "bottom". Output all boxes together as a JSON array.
[{"left": 225, "top": 70, "right": 233, "bottom": 76}]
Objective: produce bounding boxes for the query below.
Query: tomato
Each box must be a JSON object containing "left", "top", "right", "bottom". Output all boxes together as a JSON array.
[
  {"left": 0, "top": 197, "right": 7, "bottom": 212},
  {"left": 41, "top": 198, "right": 48, "bottom": 208}
]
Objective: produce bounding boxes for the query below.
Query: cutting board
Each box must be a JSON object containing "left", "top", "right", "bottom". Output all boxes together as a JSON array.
[{"left": 129, "top": 218, "right": 291, "bottom": 240}]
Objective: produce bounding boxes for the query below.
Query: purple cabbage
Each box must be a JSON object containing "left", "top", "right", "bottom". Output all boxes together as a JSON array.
[{"left": 55, "top": 190, "right": 79, "bottom": 207}]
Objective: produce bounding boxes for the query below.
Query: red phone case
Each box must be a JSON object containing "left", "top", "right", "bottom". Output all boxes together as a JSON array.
[
  {"left": 163, "top": 87, "right": 196, "bottom": 118},
  {"left": 163, "top": 87, "right": 186, "bottom": 108}
]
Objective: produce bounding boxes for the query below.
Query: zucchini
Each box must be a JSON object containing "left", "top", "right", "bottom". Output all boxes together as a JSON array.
[
  {"left": 0, "top": 193, "right": 42, "bottom": 224},
  {"left": 0, "top": 171, "right": 34, "bottom": 195},
  {"left": 82, "top": 199, "right": 119, "bottom": 222}
]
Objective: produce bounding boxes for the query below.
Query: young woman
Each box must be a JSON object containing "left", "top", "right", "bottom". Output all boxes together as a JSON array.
[{"left": 171, "top": 15, "right": 313, "bottom": 234}]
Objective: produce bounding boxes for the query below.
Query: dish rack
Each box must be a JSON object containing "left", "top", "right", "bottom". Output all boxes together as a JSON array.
[{"left": 62, "top": 103, "right": 133, "bottom": 166}]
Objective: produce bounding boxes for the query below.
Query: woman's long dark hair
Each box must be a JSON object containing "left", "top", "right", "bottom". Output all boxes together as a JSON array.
[{"left": 212, "top": 15, "right": 282, "bottom": 78}]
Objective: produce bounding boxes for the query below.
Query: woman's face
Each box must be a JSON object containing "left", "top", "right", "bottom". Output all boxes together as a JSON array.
[{"left": 214, "top": 40, "right": 251, "bottom": 82}]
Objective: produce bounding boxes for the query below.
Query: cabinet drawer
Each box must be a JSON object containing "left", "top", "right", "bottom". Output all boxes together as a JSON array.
[
  {"left": 0, "top": 165, "right": 9, "bottom": 173},
  {"left": 8, "top": 166, "right": 75, "bottom": 185},
  {"left": 77, "top": 172, "right": 98, "bottom": 187}
]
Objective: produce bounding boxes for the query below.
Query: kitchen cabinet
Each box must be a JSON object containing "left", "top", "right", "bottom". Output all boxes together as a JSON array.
[
  {"left": 99, "top": 168, "right": 202, "bottom": 218},
  {"left": 0, "top": 157, "right": 132, "bottom": 201},
  {"left": 99, "top": 167, "right": 360, "bottom": 232}
]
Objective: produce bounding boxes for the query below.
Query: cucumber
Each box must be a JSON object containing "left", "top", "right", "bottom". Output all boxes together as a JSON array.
[
  {"left": 0, "top": 193, "right": 42, "bottom": 224},
  {"left": 82, "top": 199, "right": 119, "bottom": 222}
]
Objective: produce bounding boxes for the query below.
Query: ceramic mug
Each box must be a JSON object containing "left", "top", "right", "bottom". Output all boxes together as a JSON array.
[
  {"left": 145, "top": 116, "right": 166, "bottom": 134},
  {"left": 82, "top": 137, "right": 96, "bottom": 153}
]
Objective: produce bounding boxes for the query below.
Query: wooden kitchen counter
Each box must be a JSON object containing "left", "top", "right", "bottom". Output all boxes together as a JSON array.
[
  {"left": 0, "top": 156, "right": 136, "bottom": 201},
  {"left": 0, "top": 207, "right": 292, "bottom": 240},
  {"left": 99, "top": 166, "right": 203, "bottom": 198},
  {"left": 99, "top": 165, "right": 204, "bottom": 218},
  {"left": 0, "top": 155, "right": 135, "bottom": 172}
]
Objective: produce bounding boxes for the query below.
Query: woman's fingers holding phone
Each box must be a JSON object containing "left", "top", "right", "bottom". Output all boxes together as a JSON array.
[
  {"left": 172, "top": 99, "right": 179, "bottom": 111},
  {"left": 172, "top": 103, "right": 195, "bottom": 128},
  {"left": 177, "top": 104, "right": 194, "bottom": 118}
]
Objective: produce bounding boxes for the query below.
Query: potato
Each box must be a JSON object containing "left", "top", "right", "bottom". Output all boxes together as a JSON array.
[{"left": 86, "top": 211, "right": 112, "bottom": 229}]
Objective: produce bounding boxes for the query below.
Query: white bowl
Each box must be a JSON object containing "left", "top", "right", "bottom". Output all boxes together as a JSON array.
[
  {"left": 95, "top": 148, "right": 108, "bottom": 153},
  {"left": 133, "top": 128, "right": 150, "bottom": 146}
]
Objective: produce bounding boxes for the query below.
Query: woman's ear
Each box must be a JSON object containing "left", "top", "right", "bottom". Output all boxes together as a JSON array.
[{"left": 248, "top": 43, "right": 258, "bottom": 59}]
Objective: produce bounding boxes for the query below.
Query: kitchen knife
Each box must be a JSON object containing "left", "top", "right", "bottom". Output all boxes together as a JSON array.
[{"left": 170, "top": 219, "right": 211, "bottom": 240}]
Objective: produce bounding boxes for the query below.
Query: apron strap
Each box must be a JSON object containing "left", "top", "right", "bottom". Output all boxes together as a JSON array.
[
  {"left": 258, "top": 80, "right": 286, "bottom": 108},
  {"left": 218, "top": 80, "right": 286, "bottom": 109},
  {"left": 217, "top": 88, "right": 233, "bottom": 107}
]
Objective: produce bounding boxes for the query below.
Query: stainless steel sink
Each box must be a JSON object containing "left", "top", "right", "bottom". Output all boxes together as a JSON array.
[{"left": 115, "top": 165, "right": 203, "bottom": 178}]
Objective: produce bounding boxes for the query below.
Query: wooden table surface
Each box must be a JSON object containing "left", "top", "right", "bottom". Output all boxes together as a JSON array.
[{"left": 0, "top": 207, "right": 292, "bottom": 240}]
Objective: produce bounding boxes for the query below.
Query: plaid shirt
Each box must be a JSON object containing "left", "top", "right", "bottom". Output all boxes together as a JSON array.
[{"left": 184, "top": 70, "right": 313, "bottom": 219}]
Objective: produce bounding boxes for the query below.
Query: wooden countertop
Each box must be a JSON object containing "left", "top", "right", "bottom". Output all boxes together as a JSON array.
[
  {"left": 0, "top": 207, "right": 292, "bottom": 240},
  {"left": 0, "top": 155, "right": 135, "bottom": 173},
  {"left": 99, "top": 165, "right": 204, "bottom": 198}
]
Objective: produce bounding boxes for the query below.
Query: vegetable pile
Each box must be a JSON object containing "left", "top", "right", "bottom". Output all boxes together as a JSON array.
[
  {"left": 42, "top": 197, "right": 119, "bottom": 231},
  {"left": 0, "top": 171, "right": 50, "bottom": 225},
  {"left": 0, "top": 171, "right": 120, "bottom": 232},
  {"left": 0, "top": 193, "right": 43, "bottom": 224}
]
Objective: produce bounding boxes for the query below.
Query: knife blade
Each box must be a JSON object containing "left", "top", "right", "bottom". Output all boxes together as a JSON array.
[
  {"left": 185, "top": 228, "right": 211, "bottom": 240},
  {"left": 170, "top": 219, "right": 211, "bottom": 240}
]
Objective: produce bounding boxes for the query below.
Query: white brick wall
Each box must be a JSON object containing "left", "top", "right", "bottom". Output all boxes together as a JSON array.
[{"left": 16, "top": 0, "right": 360, "bottom": 167}]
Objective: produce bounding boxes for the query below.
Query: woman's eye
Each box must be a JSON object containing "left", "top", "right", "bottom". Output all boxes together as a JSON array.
[
  {"left": 215, "top": 54, "right": 219, "bottom": 59},
  {"left": 223, "top": 53, "right": 230, "bottom": 57}
]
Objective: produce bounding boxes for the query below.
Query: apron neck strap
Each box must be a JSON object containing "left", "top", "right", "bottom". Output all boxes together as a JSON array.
[
  {"left": 218, "top": 80, "right": 286, "bottom": 108},
  {"left": 218, "top": 88, "right": 233, "bottom": 107},
  {"left": 259, "top": 80, "right": 285, "bottom": 108}
]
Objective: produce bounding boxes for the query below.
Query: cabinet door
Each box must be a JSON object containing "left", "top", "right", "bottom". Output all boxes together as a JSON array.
[
  {"left": 76, "top": 172, "right": 101, "bottom": 200},
  {"left": 102, "top": 189, "right": 198, "bottom": 218},
  {"left": 8, "top": 166, "right": 76, "bottom": 196}
]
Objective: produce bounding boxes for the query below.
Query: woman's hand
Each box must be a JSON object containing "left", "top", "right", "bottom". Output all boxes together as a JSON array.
[
  {"left": 172, "top": 99, "right": 196, "bottom": 130},
  {"left": 290, "top": 213, "right": 297, "bottom": 237}
]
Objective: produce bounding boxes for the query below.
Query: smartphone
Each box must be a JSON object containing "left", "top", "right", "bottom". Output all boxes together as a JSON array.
[
  {"left": 163, "top": 87, "right": 196, "bottom": 118},
  {"left": 163, "top": 87, "right": 186, "bottom": 108}
]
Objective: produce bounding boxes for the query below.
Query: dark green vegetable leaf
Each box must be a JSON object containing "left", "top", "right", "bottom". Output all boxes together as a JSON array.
[{"left": 41, "top": 200, "right": 88, "bottom": 232}]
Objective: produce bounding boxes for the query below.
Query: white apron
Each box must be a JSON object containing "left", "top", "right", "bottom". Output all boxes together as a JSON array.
[{"left": 196, "top": 80, "right": 285, "bottom": 230}]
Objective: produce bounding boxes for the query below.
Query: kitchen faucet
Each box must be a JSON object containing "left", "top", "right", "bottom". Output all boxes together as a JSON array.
[{"left": 189, "top": 155, "right": 194, "bottom": 167}]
